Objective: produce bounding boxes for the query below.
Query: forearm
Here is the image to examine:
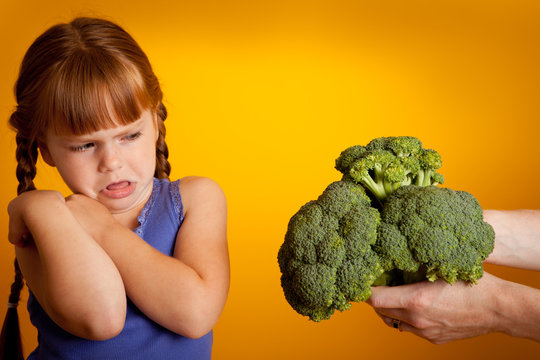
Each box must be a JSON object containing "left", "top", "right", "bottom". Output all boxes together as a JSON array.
[
  {"left": 14, "top": 195, "right": 126, "bottom": 339},
  {"left": 96, "top": 223, "right": 227, "bottom": 338},
  {"left": 484, "top": 210, "right": 540, "bottom": 270},
  {"left": 494, "top": 278, "right": 540, "bottom": 341}
]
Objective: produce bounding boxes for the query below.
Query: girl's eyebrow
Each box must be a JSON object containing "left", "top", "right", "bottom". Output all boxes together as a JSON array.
[{"left": 57, "top": 117, "right": 146, "bottom": 142}]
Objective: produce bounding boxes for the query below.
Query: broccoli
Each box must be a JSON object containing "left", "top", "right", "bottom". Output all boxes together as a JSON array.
[
  {"left": 376, "top": 185, "right": 495, "bottom": 285},
  {"left": 278, "top": 181, "right": 383, "bottom": 321},
  {"left": 335, "top": 136, "right": 444, "bottom": 202},
  {"left": 278, "top": 136, "right": 495, "bottom": 321}
]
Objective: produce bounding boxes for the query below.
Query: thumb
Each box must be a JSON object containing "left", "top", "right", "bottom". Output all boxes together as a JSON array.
[{"left": 367, "top": 283, "right": 421, "bottom": 309}]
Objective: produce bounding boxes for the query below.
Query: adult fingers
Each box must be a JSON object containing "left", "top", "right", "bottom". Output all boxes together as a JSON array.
[
  {"left": 373, "top": 305, "right": 408, "bottom": 320},
  {"left": 377, "top": 313, "right": 418, "bottom": 334},
  {"left": 367, "top": 283, "right": 419, "bottom": 309}
]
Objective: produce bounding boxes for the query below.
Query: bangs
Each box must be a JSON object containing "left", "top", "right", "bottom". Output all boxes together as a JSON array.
[{"left": 44, "top": 48, "right": 154, "bottom": 135}]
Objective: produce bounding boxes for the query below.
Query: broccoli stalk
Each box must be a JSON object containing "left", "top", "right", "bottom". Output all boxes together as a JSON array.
[
  {"left": 336, "top": 137, "right": 444, "bottom": 202},
  {"left": 415, "top": 149, "right": 444, "bottom": 186}
]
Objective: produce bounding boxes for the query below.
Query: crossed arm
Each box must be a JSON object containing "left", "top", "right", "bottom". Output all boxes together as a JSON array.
[
  {"left": 367, "top": 210, "right": 540, "bottom": 343},
  {"left": 8, "top": 177, "right": 229, "bottom": 340}
]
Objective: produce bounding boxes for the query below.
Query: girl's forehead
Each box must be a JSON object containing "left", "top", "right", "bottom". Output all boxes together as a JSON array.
[
  {"left": 44, "top": 61, "right": 155, "bottom": 137},
  {"left": 48, "top": 109, "right": 155, "bottom": 139}
]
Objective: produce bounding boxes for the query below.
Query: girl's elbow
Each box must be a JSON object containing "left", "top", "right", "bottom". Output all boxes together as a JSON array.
[
  {"left": 83, "top": 309, "right": 126, "bottom": 340},
  {"left": 53, "top": 300, "right": 126, "bottom": 341},
  {"left": 179, "top": 291, "right": 227, "bottom": 338},
  {"left": 180, "top": 323, "right": 213, "bottom": 340},
  {"left": 170, "top": 311, "right": 216, "bottom": 339},
  {"left": 87, "top": 298, "right": 126, "bottom": 340}
]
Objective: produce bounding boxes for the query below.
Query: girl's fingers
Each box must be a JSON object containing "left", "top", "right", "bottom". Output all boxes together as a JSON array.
[{"left": 8, "top": 231, "right": 31, "bottom": 248}]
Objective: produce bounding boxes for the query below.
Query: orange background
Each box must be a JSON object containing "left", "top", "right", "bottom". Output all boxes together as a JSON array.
[{"left": 1, "top": 0, "right": 540, "bottom": 358}]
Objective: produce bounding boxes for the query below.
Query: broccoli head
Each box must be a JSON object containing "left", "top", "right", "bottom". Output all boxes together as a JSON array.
[
  {"left": 279, "top": 137, "right": 495, "bottom": 322},
  {"left": 278, "top": 181, "right": 383, "bottom": 321},
  {"left": 375, "top": 185, "right": 495, "bottom": 284},
  {"left": 335, "top": 136, "right": 444, "bottom": 202}
]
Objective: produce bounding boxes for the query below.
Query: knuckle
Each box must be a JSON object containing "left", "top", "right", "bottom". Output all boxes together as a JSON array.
[
  {"left": 410, "top": 317, "right": 429, "bottom": 329},
  {"left": 366, "top": 295, "right": 382, "bottom": 308},
  {"left": 407, "top": 290, "right": 431, "bottom": 311}
]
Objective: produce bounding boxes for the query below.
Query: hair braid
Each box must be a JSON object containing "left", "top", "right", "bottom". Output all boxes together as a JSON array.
[
  {"left": 8, "top": 262, "right": 24, "bottom": 311},
  {"left": 15, "top": 133, "right": 38, "bottom": 195},
  {"left": 154, "top": 102, "right": 171, "bottom": 179},
  {"left": 0, "top": 261, "right": 24, "bottom": 360},
  {"left": 0, "top": 113, "right": 39, "bottom": 360}
]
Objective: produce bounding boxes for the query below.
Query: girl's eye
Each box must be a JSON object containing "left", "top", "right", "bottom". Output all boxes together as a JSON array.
[
  {"left": 124, "top": 131, "right": 142, "bottom": 141},
  {"left": 70, "top": 143, "right": 94, "bottom": 152}
]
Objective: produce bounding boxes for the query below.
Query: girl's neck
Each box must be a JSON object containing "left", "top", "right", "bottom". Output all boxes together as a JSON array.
[{"left": 112, "top": 202, "right": 146, "bottom": 230}]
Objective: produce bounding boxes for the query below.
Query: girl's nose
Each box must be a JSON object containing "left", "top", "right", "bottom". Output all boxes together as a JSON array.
[{"left": 98, "top": 145, "right": 123, "bottom": 173}]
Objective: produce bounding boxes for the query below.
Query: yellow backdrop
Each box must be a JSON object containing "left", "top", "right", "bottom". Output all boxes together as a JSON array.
[{"left": 1, "top": 0, "right": 539, "bottom": 358}]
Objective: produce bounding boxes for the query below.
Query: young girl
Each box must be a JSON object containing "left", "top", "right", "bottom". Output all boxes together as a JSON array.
[{"left": 1, "top": 17, "right": 229, "bottom": 359}]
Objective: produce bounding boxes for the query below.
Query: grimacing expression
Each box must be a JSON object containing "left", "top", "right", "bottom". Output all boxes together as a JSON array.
[{"left": 39, "top": 109, "right": 159, "bottom": 215}]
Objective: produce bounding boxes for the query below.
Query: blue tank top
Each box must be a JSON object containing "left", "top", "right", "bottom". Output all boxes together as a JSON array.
[{"left": 27, "top": 178, "right": 213, "bottom": 360}]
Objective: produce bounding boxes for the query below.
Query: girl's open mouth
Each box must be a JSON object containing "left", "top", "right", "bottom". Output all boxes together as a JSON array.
[{"left": 102, "top": 181, "right": 135, "bottom": 199}]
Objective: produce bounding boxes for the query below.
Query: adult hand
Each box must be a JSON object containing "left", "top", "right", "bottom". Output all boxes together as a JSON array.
[{"left": 366, "top": 272, "right": 503, "bottom": 344}]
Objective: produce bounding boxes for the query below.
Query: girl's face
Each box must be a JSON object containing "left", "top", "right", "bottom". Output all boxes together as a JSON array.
[{"left": 40, "top": 109, "right": 159, "bottom": 216}]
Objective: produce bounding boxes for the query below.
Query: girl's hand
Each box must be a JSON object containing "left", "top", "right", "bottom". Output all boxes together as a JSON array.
[
  {"left": 366, "top": 273, "right": 502, "bottom": 344},
  {"left": 65, "top": 194, "right": 118, "bottom": 243},
  {"left": 8, "top": 190, "right": 65, "bottom": 247}
]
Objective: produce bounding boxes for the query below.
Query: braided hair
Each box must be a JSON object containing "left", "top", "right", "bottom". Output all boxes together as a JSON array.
[{"left": 0, "top": 17, "right": 171, "bottom": 359}]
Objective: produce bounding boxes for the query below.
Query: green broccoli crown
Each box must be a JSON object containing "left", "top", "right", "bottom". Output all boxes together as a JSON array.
[
  {"left": 278, "top": 181, "right": 383, "bottom": 321},
  {"left": 376, "top": 185, "right": 495, "bottom": 284},
  {"left": 280, "top": 136, "right": 494, "bottom": 322},
  {"left": 335, "top": 137, "right": 444, "bottom": 201}
]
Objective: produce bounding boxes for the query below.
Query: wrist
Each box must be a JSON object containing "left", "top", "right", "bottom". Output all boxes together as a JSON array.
[
  {"left": 90, "top": 217, "right": 123, "bottom": 247},
  {"left": 494, "top": 280, "right": 540, "bottom": 340},
  {"left": 18, "top": 191, "right": 67, "bottom": 227},
  {"left": 491, "top": 277, "right": 529, "bottom": 338},
  {"left": 488, "top": 276, "right": 513, "bottom": 335},
  {"left": 9, "top": 190, "right": 64, "bottom": 214}
]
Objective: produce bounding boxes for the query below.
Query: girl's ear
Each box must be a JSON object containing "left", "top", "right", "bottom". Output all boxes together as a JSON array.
[{"left": 37, "top": 140, "right": 56, "bottom": 167}]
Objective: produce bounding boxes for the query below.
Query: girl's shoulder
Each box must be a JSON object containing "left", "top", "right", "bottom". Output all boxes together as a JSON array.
[
  {"left": 177, "top": 176, "right": 224, "bottom": 195},
  {"left": 177, "top": 176, "right": 226, "bottom": 216}
]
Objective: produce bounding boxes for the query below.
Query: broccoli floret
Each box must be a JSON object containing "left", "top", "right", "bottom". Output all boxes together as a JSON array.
[
  {"left": 335, "top": 136, "right": 444, "bottom": 202},
  {"left": 278, "top": 181, "right": 383, "bottom": 321},
  {"left": 376, "top": 185, "right": 495, "bottom": 284}
]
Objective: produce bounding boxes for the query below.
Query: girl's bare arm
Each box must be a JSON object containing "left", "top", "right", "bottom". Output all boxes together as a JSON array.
[
  {"left": 9, "top": 190, "right": 126, "bottom": 340},
  {"left": 69, "top": 177, "right": 230, "bottom": 338}
]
